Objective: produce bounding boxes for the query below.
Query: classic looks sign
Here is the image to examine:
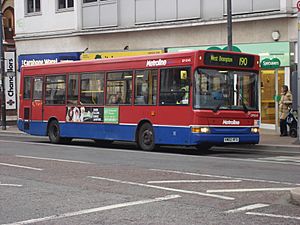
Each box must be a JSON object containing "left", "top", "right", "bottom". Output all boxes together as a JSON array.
[{"left": 5, "top": 52, "right": 16, "bottom": 110}]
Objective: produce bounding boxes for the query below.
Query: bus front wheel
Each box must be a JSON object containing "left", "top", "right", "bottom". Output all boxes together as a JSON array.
[{"left": 137, "top": 123, "right": 155, "bottom": 151}]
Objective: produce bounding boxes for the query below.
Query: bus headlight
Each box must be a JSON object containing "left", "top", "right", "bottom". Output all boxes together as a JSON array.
[
  {"left": 191, "top": 127, "right": 210, "bottom": 133},
  {"left": 251, "top": 127, "right": 259, "bottom": 133}
]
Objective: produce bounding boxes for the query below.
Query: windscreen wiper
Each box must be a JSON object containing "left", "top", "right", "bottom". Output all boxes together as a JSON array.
[{"left": 213, "top": 103, "right": 222, "bottom": 113}]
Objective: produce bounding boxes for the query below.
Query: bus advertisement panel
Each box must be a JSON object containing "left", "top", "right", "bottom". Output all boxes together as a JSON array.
[{"left": 18, "top": 50, "right": 260, "bottom": 151}]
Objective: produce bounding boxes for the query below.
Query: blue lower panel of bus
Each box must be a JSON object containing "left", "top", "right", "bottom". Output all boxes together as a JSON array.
[{"left": 18, "top": 120, "right": 259, "bottom": 145}]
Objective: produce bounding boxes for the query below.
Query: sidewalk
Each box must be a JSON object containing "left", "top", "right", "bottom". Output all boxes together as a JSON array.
[{"left": 259, "top": 128, "right": 300, "bottom": 148}]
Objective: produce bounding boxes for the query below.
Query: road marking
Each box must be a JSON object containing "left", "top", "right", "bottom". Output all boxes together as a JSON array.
[
  {"left": 259, "top": 156, "right": 300, "bottom": 163},
  {"left": 207, "top": 187, "right": 296, "bottom": 193},
  {"left": 88, "top": 176, "right": 234, "bottom": 200},
  {"left": 16, "top": 155, "right": 94, "bottom": 165},
  {"left": 225, "top": 203, "right": 269, "bottom": 213},
  {"left": 0, "top": 183, "right": 23, "bottom": 187},
  {"left": 149, "top": 169, "right": 300, "bottom": 186},
  {"left": 147, "top": 179, "right": 242, "bottom": 184},
  {"left": 3, "top": 195, "right": 181, "bottom": 225},
  {"left": 0, "top": 163, "right": 43, "bottom": 171},
  {"left": 246, "top": 212, "right": 300, "bottom": 221}
]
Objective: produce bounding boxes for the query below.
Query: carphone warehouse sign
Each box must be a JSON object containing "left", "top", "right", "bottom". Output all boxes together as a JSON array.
[{"left": 5, "top": 52, "right": 17, "bottom": 110}]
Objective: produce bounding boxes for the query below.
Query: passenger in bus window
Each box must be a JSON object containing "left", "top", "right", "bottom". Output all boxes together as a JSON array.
[
  {"left": 176, "top": 86, "right": 189, "bottom": 104},
  {"left": 109, "top": 94, "right": 117, "bottom": 104},
  {"left": 115, "top": 92, "right": 123, "bottom": 104}
]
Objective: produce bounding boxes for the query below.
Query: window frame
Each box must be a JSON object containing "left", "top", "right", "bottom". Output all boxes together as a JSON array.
[
  {"left": 106, "top": 70, "right": 133, "bottom": 105},
  {"left": 134, "top": 69, "right": 158, "bottom": 106},
  {"left": 57, "top": 0, "right": 74, "bottom": 12},
  {"left": 32, "top": 77, "right": 44, "bottom": 100},
  {"left": 79, "top": 72, "right": 105, "bottom": 106},
  {"left": 25, "top": 0, "right": 41, "bottom": 16},
  {"left": 45, "top": 74, "right": 66, "bottom": 105},
  {"left": 23, "top": 77, "right": 32, "bottom": 100},
  {"left": 159, "top": 67, "right": 191, "bottom": 106},
  {"left": 67, "top": 74, "right": 79, "bottom": 105}
]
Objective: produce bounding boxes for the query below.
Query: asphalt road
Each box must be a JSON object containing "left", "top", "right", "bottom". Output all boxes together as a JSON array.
[{"left": 0, "top": 133, "right": 300, "bottom": 225}]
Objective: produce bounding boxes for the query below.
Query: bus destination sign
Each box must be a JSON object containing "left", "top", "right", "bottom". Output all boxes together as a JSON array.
[{"left": 204, "top": 52, "right": 255, "bottom": 68}]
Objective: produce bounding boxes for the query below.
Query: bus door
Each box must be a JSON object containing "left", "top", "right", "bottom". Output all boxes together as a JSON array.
[{"left": 31, "top": 77, "right": 44, "bottom": 122}]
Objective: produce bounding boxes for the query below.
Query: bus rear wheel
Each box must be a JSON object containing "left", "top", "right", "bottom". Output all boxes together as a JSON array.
[
  {"left": 48, "top": 120, "right": 71, "bottom": 144},
  {"left": 137, "top": 123, "right": 155, "bottom": 151}
]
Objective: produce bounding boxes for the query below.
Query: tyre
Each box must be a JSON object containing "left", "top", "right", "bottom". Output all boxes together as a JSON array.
[
  {"left": 290, "top": 128, "right": 297, "bottom": 138},
  {"left": 137, "top": 123, "right": 155, "bottom": 151}
]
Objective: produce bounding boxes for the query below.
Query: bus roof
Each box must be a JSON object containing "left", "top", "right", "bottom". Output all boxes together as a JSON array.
[{"left": 20, "top": 50, "right": 260, "bottom": 74}]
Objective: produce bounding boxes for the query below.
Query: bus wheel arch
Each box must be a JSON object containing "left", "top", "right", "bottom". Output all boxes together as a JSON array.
[
  {"left": 47, "top": 118, "right": 72, "bottom": 144},
  {"left": 136, "top": 120, "right": 155, "bottom": 151}
]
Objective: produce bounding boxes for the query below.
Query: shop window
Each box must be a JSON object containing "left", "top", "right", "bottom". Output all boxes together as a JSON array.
[
  {"left": 134, "top": 70, "right": 157, "bottom": 105},
  {"left": 159, "top": 68, "right": 190, "bottom": 105},
  {"left": 26, "top": 0, "right": 41, "bottom": 14},
  {"left": 83, "top": 0, "right": 109, "bottom": 3},
  {"left": 106, "top": 71, "right": 133, "bottom": 105},
  {"left": 45, "top": 75, "right": 66, "bottom": 105},
  {"left": 33, "top": 77, "right": 43, "bottom": 100},
  {"left": 83, "top": 0, "right": 97, "bottom": 3},
  {"left": 23, "top": 77, "right": 31, "bottom": 99},
  {"left": 67, "top": 74, "right": 79, "bottom": 104},
  {"left": 58, "top": 0, "right": 74, "bottom": 9},
  {"left": 80, "top": 73, "right": 104, "bottom": 105}
]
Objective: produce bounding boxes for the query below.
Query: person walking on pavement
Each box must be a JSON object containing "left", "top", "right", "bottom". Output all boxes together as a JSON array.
[{"left": 279, "top": 85, "right": 293, "bottom": 136}]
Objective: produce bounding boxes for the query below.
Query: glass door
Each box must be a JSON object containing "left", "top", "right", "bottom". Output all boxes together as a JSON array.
[{"left": 260, "top": 69, "right": 284, "bottom": 125}]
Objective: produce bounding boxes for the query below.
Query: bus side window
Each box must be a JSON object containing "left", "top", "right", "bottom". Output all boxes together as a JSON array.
[
  {"left": 134, "top": 69, "right": 158, "bottom": 105},
  {"left": 80, "top": 73, "right": 104, "bottom": 105},
  {"left": 67, "top": 74, "right": 79, "bottom": 105},
  {"left": 159, "top": 68, "right": 190, "bottom": 105},
  {"left": 106, "top": 71, "right": 133, "bottom": 105},
  {"left": 33, "top": 77, "right": 43, "bottom": 100},
  {"left": 23, "top": 77, "right": 31, "bottom": 99},
  {"left": 45, "top": 75, "right": 66, "bottom": 105}
]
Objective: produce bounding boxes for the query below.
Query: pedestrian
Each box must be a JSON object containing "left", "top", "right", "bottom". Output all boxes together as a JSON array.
[{"left": 279, "top": 85, "right": 293, "bottom": 136}]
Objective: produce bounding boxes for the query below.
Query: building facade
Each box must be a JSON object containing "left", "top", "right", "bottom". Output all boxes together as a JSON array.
[
  {"left": 1, "top": 0, "right": 16, "bottom": 124},
  {"left": 14, "top": 0, "right": 299, "bottom": 130}
]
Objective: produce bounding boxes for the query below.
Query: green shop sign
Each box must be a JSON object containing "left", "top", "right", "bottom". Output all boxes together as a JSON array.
[{"left": 261, "top": 58, "right": 281, "bottom": 69}]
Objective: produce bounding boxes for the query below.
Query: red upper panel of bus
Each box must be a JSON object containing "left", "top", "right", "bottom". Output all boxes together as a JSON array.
[{"left": 20, "top": 50, "right": 260, "bottom": 76}]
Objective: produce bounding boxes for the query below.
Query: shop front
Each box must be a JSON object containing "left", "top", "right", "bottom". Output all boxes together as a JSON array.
[{"left": 168, "top": 42, "right": 291, "bottom": 130}]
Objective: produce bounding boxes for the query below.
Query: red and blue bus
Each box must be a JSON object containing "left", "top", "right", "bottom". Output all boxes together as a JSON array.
[{"left": 18, "top": 50, "right": 260, "bottom": 151}]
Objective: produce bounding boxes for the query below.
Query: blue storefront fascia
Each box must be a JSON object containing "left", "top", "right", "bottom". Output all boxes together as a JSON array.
[{"left": 18, "top": 52, "right": 81, "bottom": 71}]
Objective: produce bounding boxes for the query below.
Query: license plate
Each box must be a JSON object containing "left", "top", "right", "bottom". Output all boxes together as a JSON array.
[{"left": 224, "top": 137, "right": 239, "bottom": 143}]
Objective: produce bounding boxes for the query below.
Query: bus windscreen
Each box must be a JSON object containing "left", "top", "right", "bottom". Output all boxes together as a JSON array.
[{"left": 194, "top": 68, "right": 259, "bottom": 111}]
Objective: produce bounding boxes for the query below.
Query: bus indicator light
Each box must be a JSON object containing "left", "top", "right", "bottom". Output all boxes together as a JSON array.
[{"left": 191, "top": 127, "right": 210, "bottom": 133}]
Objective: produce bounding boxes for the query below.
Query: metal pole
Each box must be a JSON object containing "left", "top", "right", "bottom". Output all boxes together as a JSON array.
[
  {"left": 0, "top": 2, "right": 6, "bottom": 130},
  {"left": 275, "top": 68, "right": 279, "bottom": 133},
  {"left": 227, "top": 0, "right": 233, "bottom": 51}
]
